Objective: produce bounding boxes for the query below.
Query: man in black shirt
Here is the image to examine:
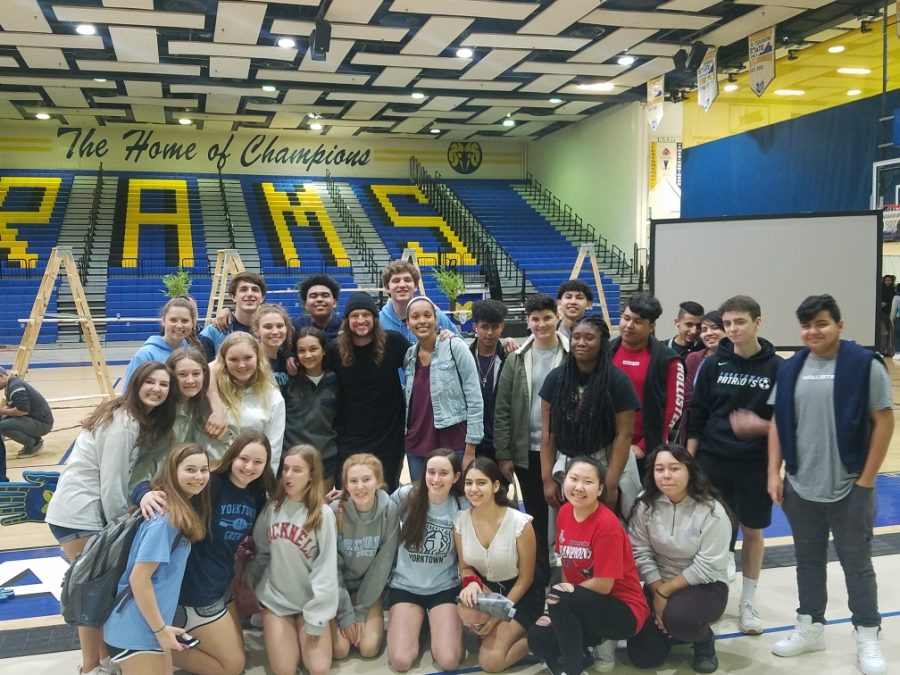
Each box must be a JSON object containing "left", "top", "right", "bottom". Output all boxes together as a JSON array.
[
  {"left": 0, "top": 366, "right": 54, "bottom": 480},
  {"left": 666, "top": 300, "right": 705, "bottom": 358},
  {"left": 328, "top": 292, "right": 409, "bottom": 491},
  {"left": 469, "top": 300, "right": 508, "bottom": 461}
]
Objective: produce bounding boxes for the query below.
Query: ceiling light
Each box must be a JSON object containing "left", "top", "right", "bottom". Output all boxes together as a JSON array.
[
  {"left": 178, "top": 117, "right": 192, "bottom": 125},
  {"left": 828, "top": 45, "right": 845, "bottom": 54},
  {"left": 456, "top": 47, "right": 473, "bottom": 59},
  {"left": 310, "top": 122, "right": 323, "bottom": 130},
  {"left": 262, "top": 85, "right": 276, "bottom": 92},
  {"left": 35, "top": 113, "right": 50, "bottom": 120},
  {"left": 723, "top": 83, "right": 738, "bottom": 92},
  {"left": 847, "top": 89, "right": 862, "bottom": 96},
  {"left": 578, "top": 82, "right": 615, "bottom": 91},
  {"left": 411, "top": 92, "right": 425, "bottom": 100},
  {"left": 430, "top": 128, "right": 441, "bottom": 134},
  {"left": 93, "top": 78, "right": 107, "bottom": 83},
  {"left": 549, "top": 97, "right": 562, "bottom": 103},
  {"left": 308, "top": 112, "right": 320, "bottom": 119},
  {"left": 75, "top": 24, "right": 96, "bottom": 36},
  {"left": 502, "top": 118, "right": 515, "bottom": 127},
  {"left": 617, "top": 55, "right": 635, "bottom": 66},
  {"left": 277, "top": 37, "right": 296, "bottom": 49},
  {"left": 774, "top": 89, "right": 805, "bottom": 96},
  {"left": 837, "top": 67, "right": 871, "bottom": 75}
]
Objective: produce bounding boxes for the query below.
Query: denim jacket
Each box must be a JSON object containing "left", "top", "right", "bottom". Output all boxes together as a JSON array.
[{"left": 403, "top": 337, "right": 484, "bottom": 444}]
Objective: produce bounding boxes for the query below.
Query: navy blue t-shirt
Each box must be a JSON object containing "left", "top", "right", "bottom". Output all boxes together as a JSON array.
[{"left": 179, "top": 473, "right": 266, "bottom": 607}]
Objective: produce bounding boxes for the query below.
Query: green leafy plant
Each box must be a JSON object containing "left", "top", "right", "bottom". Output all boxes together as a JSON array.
[
  {"left": 432, "top": 265, "right": 466, "bottom": 308},
  {"left": 161, "top": 269, "right": 192, "bottom": 298}
]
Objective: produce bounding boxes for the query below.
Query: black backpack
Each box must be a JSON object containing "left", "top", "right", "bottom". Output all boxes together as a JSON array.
[{"left": 60, "top": 511, "right": 184, "bottom": 627}]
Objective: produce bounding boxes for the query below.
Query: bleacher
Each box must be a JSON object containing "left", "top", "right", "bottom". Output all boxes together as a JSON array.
[
  {"left": 0, "top": 173, "right": 72, "bottom": 344},
  {"left": 349, "top": 179, "right": 480, "bottom": 306},
  {"left": 450, "top": 179, "right": 621, "bottom": 321}
]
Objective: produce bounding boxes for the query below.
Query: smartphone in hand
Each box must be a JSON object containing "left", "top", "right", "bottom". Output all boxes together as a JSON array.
[{"left": 176, "top": 632, "right": 200, "bottom": 649}]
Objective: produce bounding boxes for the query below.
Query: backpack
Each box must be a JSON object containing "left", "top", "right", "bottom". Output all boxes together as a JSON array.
[
  {"left": 60, "top": 511, "right": 143, "bottom": 627},
  {"left": 60, "top": 510, "right": 184, "bottom": 627}
]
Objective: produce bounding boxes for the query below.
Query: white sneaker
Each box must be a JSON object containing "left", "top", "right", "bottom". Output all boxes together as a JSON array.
[
  {"left": 726, "top": 556, "right": 737, "bottom": 582},
  {"left": 591, "top": 640, "right": 616, "bottom": 673},
  {"left": 772, "top": 614, "right": 825, "bottom": 657},
  {"left": 892, "top": 353, "right": 900, "bottom": 361},
  {"left": 739, "top": 601, "right": 763, "bottom": 635},
  {"left": 854, "top": 626, "right": 886, "bottom": 675},
  {"left": 77, "top": 667, "right": 101, "bottom": 675},
  {"left": 98, "top": 657, "right": 120, "bottom": 675}
]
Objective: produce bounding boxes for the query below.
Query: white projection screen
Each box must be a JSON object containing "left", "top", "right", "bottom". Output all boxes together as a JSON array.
[{"left": 650, "top": 212, "right": 881, "bottom": 349}]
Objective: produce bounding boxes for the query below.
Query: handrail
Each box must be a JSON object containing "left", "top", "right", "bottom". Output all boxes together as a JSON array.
[
  {"left": 523, "top": 171, "right": 637, "bottom": 282},
  {"left": 409, "top": 156, "right": 526, "bottom": 303},
  {"left": 217, "top": 169, "right": 237, "bottom": 249},
  {"left": 324, "top": 170, "right": 378, "bottom": 284},
  {"left": 0, "top": 257, "right": 39, "bottom": 279},
  {"left": 110, "top": 257, "right": 210, "bottom": 277},
  {"left": 78, "top": 163, "right": 104, "bottom": 283}
]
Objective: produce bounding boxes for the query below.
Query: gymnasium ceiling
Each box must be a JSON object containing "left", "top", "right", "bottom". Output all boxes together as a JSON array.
[{"left": 0, "top": 0, "right": 889, "bottom": 141}]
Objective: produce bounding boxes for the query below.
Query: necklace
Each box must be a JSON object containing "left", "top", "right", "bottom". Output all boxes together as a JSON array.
[{"left": 476, "top": 351, "right": 497, "bottom": 387}]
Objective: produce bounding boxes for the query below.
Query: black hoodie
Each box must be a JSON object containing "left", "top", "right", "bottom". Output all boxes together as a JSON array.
[{"left": 687, "top": 337, "right": 781, "bottom": 461}]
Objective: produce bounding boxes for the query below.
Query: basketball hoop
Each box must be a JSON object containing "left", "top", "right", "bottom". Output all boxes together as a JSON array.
[{"left": 883, "top": 204, "right": 900, "bottom": 239}]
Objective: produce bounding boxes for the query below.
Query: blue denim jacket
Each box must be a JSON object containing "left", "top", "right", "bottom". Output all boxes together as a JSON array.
[{"left": 403, "top": 337, "right": 484, "bottom": 444}]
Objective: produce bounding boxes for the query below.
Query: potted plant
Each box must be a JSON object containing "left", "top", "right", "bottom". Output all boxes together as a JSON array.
[
  {"left": 161, "top": 269, "right": 192, "bottom": 298},
  {"left": 432, "top": 265, "right": 466, "bottom": 322}
]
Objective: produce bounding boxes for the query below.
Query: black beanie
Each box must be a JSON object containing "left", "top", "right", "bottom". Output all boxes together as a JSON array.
[{"left": 344, "top": 292, "right": 378, "bottom": 317}]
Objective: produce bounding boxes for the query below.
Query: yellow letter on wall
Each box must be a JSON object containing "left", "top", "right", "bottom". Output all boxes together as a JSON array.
[
  {"left": 0, "top": 176, "right": 62, "bottom": 268},
  {"left": 122, "top": 178, "right": 194, "bottom": 267}
]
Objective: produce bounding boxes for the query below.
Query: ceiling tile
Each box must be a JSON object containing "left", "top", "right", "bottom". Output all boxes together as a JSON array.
[
  {"left": 51, "top": 5, "right": 206, "bottom": 29},
  {"left": 462, "top": 49, "right": 529, "bottom": 80},
  {"left": 110, "top": 26, "right": 159, "bottom": 64},
  {"left": 580, "top": 9, "right": 719, "bottom": 30},
  {"left": 3, "top": 0, "right": 52, "bottom": 32},
  {"left": 401, "top": 17, "right": 473, "bottom": 56},
  {"left": 210, "top": 57, "right": 251, "bottom": 80},
  {"left": 518, "top": 0, "right": 602, "bottom": 35},
  {"left": 214, "top": 1, "right": 266, "bottom": 44},
  {"left": 299, "top": 39, "right": 354, "bottom": 73},
  {"left": 372, "top": 67, "right": 421, "bottom": 88},
  {"left": 352, "top": 53, "right": 470, "bottom": 70},
  {"left": 568, "top": 28, "right": 656, "bottom": 64},
  {"left": 328, "top": 0, "right": 382, "bottom": 23},
  {"left": 519, "top": 74, "right": 575, "bottom": 93},
  {"left": 462, "top": 32, "right": 589, "bottom": 51},
  {"left": 18, "top": 47, "right": 67, "bottom": 69},
  {"left": 388, "top": 0, "right": 540, "bottom": 21},
  {"left": 168, "top": 42, "right": 295, "bottom": 61}
]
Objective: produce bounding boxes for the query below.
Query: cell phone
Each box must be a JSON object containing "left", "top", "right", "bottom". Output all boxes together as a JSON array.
[{"left": 176, "top": 632, "right": 200, "bottom": 649}]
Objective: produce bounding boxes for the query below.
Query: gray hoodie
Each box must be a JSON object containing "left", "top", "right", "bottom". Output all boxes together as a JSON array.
[
  {"left": 330, "top": 490, "right": 400, "bottom": 628},
  {"left": 627, "top": 494, "right": 731, "bottom": 587},
  {"left": 247, "top": 499, "right": 338, "bottom": 635}
]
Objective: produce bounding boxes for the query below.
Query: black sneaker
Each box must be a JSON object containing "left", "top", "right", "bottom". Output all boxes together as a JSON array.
[
  {"left": 17, "top": 439, "right": 43, "bottom": 458},
  {"left": 692, "top": 632, "right": 719, "bottom": 673}
]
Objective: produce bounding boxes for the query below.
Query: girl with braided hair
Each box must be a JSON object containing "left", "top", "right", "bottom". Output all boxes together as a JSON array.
[{"left": 538, "top": 314, "right": 643, "bottom": 518}]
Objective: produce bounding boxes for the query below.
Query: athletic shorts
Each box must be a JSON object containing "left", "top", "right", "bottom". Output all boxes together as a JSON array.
[
  {"left": 697, "top": 454, "right": 772, "bottom": 529},
  {"left": 47, "top": 523, "right": 99, "bottom": 545},
  {"left": 387, "top": 586, "right": 460, "bottom": 611},
  {"left": 173, "top": 596, "right": 229, "bottom": 632},
  {"left": 106, "top": 644, "right": 163, "bottom": 663}
]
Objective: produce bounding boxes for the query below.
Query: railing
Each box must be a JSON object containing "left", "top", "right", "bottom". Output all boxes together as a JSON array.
[
  {"left": 268, "top": 257, "right": 353, "bottom": 277},
  {"left": 110, "top": 257, "right": 209, "bottom": 277},
  {"left": 78, "top": 163, "right": 104, "bottom": 282},
  {"left": 410, "top": 157, "right": 526, "bottom": 303},
  {"left": 324, "top": 170, "right": 379, "bottom": 284},
  {"left": 0, "top": 258, "right": 39, "bottom": 279},
  {"left": 523, "top": 172, "right": 637, "bottom": 282},
  {"left": 217, "top": 169, "right": 237, "bottom": 249}
]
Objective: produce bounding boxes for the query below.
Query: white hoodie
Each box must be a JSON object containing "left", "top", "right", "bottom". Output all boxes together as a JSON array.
[{"left": 627, "top": 494, "right": 731, "bottom": 587}]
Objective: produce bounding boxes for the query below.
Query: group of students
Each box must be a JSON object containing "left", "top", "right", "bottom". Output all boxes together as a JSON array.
[{"left": 40, "top": 258, "right": 891, "bottom": 675}]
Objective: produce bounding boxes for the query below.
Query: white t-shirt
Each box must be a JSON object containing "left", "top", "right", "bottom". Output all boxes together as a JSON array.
[{"left": 455, "top": 507, "right": 532, "bottom": 582}]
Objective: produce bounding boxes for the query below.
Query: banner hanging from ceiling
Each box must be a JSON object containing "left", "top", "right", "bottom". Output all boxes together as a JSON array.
[
  {"left": 749, "top": 27, "right": 776, "bottom": 97},
  {"left": 697, "top": 48, "right": 718, "bottom": 111},
  {"left": 647, "top": 75, "right": 665, "bottom": 130}
]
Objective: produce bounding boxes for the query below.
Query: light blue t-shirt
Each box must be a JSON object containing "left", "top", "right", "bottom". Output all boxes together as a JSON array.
[{"left": 104, "top": 513, "right": 191, "bottom": 650}]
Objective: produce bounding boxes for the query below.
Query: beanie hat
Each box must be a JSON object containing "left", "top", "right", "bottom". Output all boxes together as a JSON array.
[{"left": 344, "top": 292, "right": 378, "bottom": 317}]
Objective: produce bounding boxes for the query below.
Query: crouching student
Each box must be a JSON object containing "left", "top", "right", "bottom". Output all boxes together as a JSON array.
[
  {"left": 626, "top": 444, "right": 731, "bottom": 673},
  {"left": 528, "top": 457, "right": 649, "bottom": 674},
  {"left": 103, "top": 443, "right": 211, "bottom": 674},
  {"left": 455, "top": 458, "right": 542, "bottom": 672},
  {"left": 134, "top": 430, "right": 275, "bottom": 675},
  {"left": 387, "top": 449, "right": 467, "bottom": 672},
  {"left": 246, "top": 445, "right": 338, "bottom": 675},
  {"left": 330, "top": 454, "right": 400, "bottom": 660}
]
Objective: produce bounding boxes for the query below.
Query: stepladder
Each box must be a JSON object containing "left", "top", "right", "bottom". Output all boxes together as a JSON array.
[
  {"left": 13, "top": 246, "right": 115, "bottom": 400},
  {"left": 569, "top": 243, "right": 612, "bottom": 330},
  {"left": 206, "top": 249, "right": 246, "bottom": 324}
]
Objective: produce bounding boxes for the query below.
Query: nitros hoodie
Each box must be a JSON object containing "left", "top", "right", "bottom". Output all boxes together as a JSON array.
[{"left": 687, "top": 337, "right": 781, "bottom": 461}]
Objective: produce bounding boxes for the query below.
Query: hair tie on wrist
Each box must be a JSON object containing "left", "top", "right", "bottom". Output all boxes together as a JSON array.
[
  {"left": 656, "top": 588, "right": 669, "bottom": 599},
  {"left": 462, "top": 574, "right": 484, "bottom": 590},
  {"left": 153, "top": 624, "right": 166, "bottom": 634}
]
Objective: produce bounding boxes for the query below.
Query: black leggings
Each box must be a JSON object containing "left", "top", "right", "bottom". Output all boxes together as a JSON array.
[
  {"left": 527, "top": 585, "right": 637, "bottom": 675},
  {"left": 626, "top": 582, "right": 728, "bottom": 669},
  {"left": 515, "top": 459, "right": 550, "bottom": 584}
]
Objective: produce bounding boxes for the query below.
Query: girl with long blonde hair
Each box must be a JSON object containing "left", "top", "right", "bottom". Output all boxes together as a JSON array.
[{"left": 246, "top": 445, "right": 338, "bottom": 675}]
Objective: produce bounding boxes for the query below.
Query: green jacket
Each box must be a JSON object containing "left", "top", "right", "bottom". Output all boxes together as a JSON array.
[{"left": 493, "top": 334, "right": 569, "bottom": 468}]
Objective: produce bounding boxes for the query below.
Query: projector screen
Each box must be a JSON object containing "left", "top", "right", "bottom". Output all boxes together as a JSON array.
[{"left": 650, "top": 212, "right": 881, "bottom": 349}]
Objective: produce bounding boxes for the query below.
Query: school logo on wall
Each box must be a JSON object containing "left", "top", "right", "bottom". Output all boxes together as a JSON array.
[{"left": 448, "top": 142, "right": 482, "bottom": 175}]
